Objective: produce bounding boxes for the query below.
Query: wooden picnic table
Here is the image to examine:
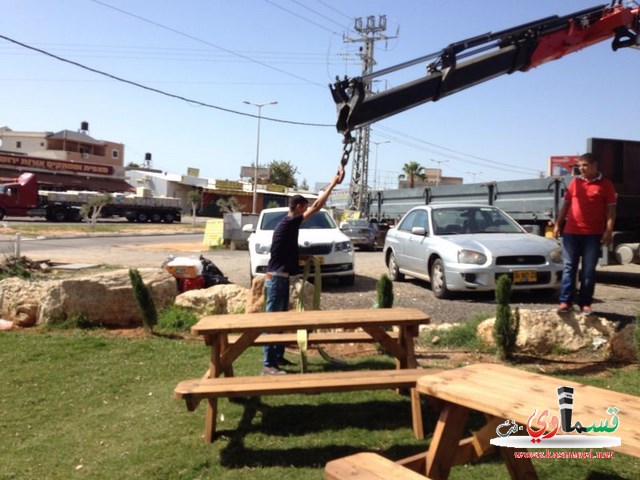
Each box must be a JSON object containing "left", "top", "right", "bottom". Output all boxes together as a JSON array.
[
  {"left": 410, "top": 363, "right": 640, "bottom": 480},
  {"left": 185, "top": 307, "right": 430, "bottom": 442}
]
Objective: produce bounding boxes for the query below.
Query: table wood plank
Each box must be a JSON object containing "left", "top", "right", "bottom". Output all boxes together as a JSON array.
[
  {"left": 325, "top": 452, "right": 429, "bottom": 480},
  {"left": 192, "top": 307, "right": 429, "bottom": 334},
  {"left": 417, "top": 363, "right": 640, "bottom": 459}
]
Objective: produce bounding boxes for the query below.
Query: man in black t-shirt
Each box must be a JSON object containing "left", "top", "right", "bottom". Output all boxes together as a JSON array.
[{"left": 261, "top": 165, "right": 344, "bottom": 375}]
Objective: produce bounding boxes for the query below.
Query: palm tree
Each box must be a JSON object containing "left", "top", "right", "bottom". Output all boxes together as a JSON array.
[{"left": 398, "top": 161, "right": 426, "bottom": 188}]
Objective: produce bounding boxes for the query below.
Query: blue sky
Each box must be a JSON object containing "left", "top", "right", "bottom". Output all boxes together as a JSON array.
[{"left": 1, "top": 1, "right": 638, "bottom": 189}]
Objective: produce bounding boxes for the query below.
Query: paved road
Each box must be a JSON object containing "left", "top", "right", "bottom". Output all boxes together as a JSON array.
[{"left": 2, "top": 233, "right": 638, "bottom": 325}]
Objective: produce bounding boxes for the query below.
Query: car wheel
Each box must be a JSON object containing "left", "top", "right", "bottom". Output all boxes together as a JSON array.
[
  {"left": 430, "top": 258, "right": 450, "bottom": 299},
  {"left": 387, "top": 252, "right": 404, "bottom": 281}
]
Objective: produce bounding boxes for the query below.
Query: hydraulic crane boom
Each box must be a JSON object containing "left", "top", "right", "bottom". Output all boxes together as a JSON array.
[{"left": 330, "top": 2, "right": 640, "bottom": 136}]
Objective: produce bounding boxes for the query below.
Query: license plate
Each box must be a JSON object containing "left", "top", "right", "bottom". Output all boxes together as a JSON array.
[
  {"left": 299, "top": 256, "right": 324, "bottom": 266},
  {"left": 513, "top": 270, "right": 537, "bottom": 283}
]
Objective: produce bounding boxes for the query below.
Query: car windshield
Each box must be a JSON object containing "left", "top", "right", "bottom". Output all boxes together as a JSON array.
[
  {"left": 260, "top": 211, "right": 337, "bottom": 230},
  {"left": 431, "top": 207, "right": 523, "bottom": 235}
]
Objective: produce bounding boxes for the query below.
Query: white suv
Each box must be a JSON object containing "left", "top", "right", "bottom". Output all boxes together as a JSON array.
[{"left": 243, "top": 207, "right": 355, "bottom": 285}]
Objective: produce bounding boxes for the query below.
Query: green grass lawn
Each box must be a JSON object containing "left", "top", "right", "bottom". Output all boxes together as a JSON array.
[{"left": 1, "top": 330, "right": 638, "bottom": 480}]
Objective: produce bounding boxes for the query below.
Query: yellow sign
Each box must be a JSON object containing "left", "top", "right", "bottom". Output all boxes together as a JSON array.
[
  {"left": 187, "top": 167, "right": 200, "bottom": 177},
  {"left": 266, "top": 184, "right": 287, "bottom": 193},
  {"left": 215, "top": 180, "right": 243, "bottom": 190},
  {"left": 202, "top": 219, "right": 224, "bottom": 247},
  {"left": 341, "top": 211, "right": 360, "bottom": 222}
]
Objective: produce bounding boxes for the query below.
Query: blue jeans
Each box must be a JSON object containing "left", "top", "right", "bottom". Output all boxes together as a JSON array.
[
  {"left": 263, "top": 276, "right": 289, "bottom": 367},
  {"left": 559, "top": 234, "right": 601, "bottom": 307}
]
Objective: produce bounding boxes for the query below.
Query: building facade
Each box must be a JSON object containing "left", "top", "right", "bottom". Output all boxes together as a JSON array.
[{"left": 0, "top": 123, "right": 131, "bottom": 192}]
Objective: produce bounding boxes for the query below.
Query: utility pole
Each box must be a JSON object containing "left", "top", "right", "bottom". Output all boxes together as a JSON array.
[
  {"left": 466, "top": 171, "right": 483, "bottom": 183},
  {"left": 372, "top": 140, "right": 390, "bottom": 190},
  {"left": 430, "top": 159, "right": 448, "bottom": 186},
  {"left": 343, "top": 15, "right": 395, "bottom": 215}
]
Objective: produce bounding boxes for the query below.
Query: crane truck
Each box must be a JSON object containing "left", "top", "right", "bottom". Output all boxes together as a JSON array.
[
  {"left": 0, "top": 172, "right": 182, "bottom": 223},
  {"left": 329, "top": 2, "right": 640, "bottom": 265}
]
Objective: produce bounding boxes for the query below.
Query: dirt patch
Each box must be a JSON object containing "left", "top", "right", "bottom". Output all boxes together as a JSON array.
[
  {"left": 125, "top": 242, "right": 205, "bottom": 253},
  {"left": 285, "top": 340, "right": 637, "bottom": 375}
]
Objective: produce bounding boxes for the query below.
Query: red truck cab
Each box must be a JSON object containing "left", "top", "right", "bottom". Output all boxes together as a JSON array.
[{"left": 0, "top": 173, "right": 40, "bottom": 220}]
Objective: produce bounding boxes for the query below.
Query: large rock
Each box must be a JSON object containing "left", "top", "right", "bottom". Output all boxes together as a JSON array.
[
  {"left": 477, "top": 309, "right": 636, "bottom": 361},
  {"left": 175, "top": 283, "right": 249, "bottom": 315},
  {"left": 245, "top": 275, "right": 316, "bottom": 314},
  {"left": 0, "top": 268, "right": 177, "bottom": 327},
  {"left": 0, "top": 277, "right": 45, "bottom": 327},
  {"left": 605, "top": 323, "right": 638, "bottom": 363}
]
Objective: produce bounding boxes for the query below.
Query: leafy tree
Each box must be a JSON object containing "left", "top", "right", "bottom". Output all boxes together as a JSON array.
[
  {"left": 398, "top": 161, "right": 426, "bottom": 188},
  {"left": 125, "top": 162, "right": 140, "bottom": 168},
  {"left": 268, "top": 160, "right": 298, "bottom": 188},
  {"left": 187, "top": 189, "right": 201, "bottom": 226},
  {"left": 80, "top": 193, "right": 112, "bottom": 227},
  {"left": 299, "top": 178, "right": 309, "bottom": 190},
  {"left": 215, "top": 196, "right": 240, "bottom": 214}
]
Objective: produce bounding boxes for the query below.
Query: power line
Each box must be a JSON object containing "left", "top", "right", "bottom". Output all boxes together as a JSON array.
[
  {"left": 375, "top": 125, "right": 541, "bottom": 175},
  {"left": 262, "top": 0, "right": 341, "bottom": 35},
  {"left": 287, "top": 0, "right": 351, "bottom": 30},
  {"left": 88, "top": 0, "right": 325, "bottom": 88},
  {"left": 0, "top": 33, "right": 333, "bottom": 128},
  {"left": 314, "top": 0, "right": 352, "bottom": 22},
  {"left": 0, "top": 42, "right": 357, "bottom": 65}
]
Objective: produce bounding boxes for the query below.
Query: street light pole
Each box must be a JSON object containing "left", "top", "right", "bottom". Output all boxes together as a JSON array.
[
  {"left": 430, "top": 158, "right": 449, "bottom": 186},
  {"left": 244, "top": 100, "right": 278, "bottom": 214},
  {"left": 371, "top": 140, "right": 390, "bottom": 190},
  {"left": 466, "top": 171, "right": 483, "bottom": 183}
]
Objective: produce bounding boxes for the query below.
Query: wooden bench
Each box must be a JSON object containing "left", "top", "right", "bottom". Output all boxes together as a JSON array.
[
  {"left": 174, "top": 368, "right": 437, "bottom": 440},
  {"left": 325, "top": 452, "right": 432, "bottom": 480},
  {"left": 228, "top": 330, "right": 399, "bottom": 346}
]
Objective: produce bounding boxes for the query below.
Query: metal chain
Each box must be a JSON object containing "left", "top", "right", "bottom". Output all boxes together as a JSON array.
[{"left": 337, "top": 132, "right": 354, "bottom": 184}]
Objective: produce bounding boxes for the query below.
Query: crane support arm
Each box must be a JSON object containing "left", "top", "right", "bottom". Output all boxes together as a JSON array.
[{"left": 330, "top": 2, "right": 640, "bottom": 135}]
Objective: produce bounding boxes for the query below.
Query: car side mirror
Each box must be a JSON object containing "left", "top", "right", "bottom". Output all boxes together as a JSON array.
[
  {"left": 242, "top": 224, "right": 255, "bottom": 233},
  {"left": 410, "top": 226, "right": 427, "bottom": 236}
]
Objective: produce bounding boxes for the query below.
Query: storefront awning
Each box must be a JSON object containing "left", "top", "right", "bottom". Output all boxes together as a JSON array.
[{"left": 0, "top": 168, "right": 134, "bottom": 192}]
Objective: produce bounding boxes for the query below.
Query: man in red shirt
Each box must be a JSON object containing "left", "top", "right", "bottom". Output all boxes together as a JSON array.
[{"left": 553, "top": 153, "right": 617, "bottom": 315}]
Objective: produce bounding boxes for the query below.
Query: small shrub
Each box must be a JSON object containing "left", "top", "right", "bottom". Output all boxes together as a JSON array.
[
  {"left": 374, "top": 274, "right": 394, "bottom": 308},
  {"left": 157, "top": 305, "right": 198, "bottom": 332},
  {"left": 493, "top": 274, "right": 519, "bottom": 361},
  {"left": 420, "top": 314, "right": 492, "bottom": 351},
  {"left": 46, "top": 313, "right": 97, "bottom": 330},
  {"left": 635, "top": 311, "right": 640, "bottom": 358},
  {"left": 129, "top": 269, "right": 158, "bottom": 333},
  {"left": 0, "top": 255, "right": 33, "bottom": 279}
]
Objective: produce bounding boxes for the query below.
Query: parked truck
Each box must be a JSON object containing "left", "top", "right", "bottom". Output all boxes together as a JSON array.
[
  {"left": 330, "top": 2, "right": 640, "bottom": 265},
  {"left": 368, "top": 137, "right": 640, "bottom": 266},
  {"left": 0, "top": 172, "right": 182, "bottom": 223}
]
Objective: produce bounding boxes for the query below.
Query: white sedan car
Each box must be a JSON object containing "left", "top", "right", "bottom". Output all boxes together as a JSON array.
[
  {"left": 243, "top": 207, "right": 355, "bottom": 285},
  {"left": 383, "top": 204, "right": 563, "bottom": 298}
]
